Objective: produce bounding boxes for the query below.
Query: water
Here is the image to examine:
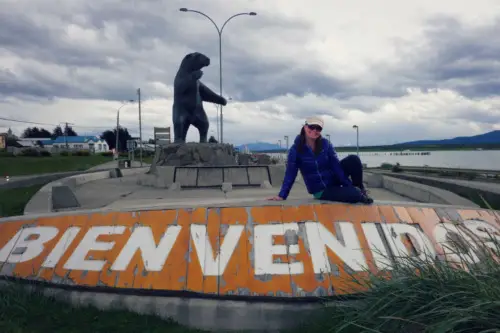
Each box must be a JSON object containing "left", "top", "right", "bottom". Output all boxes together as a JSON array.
[{"left": 267, "top": 150, "right": 500, "bottom": 171}]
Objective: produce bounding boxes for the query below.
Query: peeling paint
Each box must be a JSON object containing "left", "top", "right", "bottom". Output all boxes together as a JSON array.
[{"left": 0, "top": 204, "right": 499, "bottom": 298}]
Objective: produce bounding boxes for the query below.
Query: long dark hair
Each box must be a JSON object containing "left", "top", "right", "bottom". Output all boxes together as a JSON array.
[{"left": 297, "top": 127, "right": 323, "bottom": 155}]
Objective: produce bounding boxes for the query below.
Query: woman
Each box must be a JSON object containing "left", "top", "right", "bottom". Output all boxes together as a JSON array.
[{"left": 268, "top": 116, "right": 373, "bottom": 204}]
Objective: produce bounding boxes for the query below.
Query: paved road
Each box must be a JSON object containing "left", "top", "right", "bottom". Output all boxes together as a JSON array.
[
  {"left": 374, "top": 171, "right": 500, "bottom": 194},
  {"left": 86, "top": 160, "right": 150, "bottom": 171},
  {"left": 72, "top": 174, "right": 415, "bottom": 211},
  {"left": 0, "top": 160, "right": 150, "bottom": 189}
]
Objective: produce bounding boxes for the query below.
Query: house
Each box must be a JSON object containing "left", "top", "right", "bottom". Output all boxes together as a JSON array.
[
  {"left": 16, "top": 137, "right": 53, "bottom": 148},
  {"left": 49, "top": 136, "right": 110, "bottom": 153}
]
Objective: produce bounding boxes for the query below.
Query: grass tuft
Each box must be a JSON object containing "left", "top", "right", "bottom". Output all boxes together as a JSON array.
[{"left": 298, "top": 234, "right": 500, "bottom": 333}]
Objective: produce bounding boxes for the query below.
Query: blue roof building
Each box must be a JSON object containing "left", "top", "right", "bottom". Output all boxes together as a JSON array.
[{"left": 46, "top": 136, "right": 110, "bottom": 153}]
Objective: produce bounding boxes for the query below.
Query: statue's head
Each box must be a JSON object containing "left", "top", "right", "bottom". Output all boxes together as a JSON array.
[{"left": 180, "top": 52, "right": 210, "bottom": 71}]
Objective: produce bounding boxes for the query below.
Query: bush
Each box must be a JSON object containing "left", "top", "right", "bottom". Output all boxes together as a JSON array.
[
  {"left": 380, "top": 163, "right": 393, "bottom": 170},
  {"left": 21, "top": 148, "right": 41, "bottom": 157},
  {"left": 40, "top": 150, "right": 52, "bottom": 157},
  {"left": 299, "top": 235, "right": 500, "bottom": 333},
  {"left": 99, "top": 151, "right": 113, "bottom": 157},
  {"left": 60, "top": 151, "right": 70, "bottom": 156},
  {"left": 73, "top": 150, "right": 90, "bottom": 156},
  {"left": 391, "top": 162, "right": 402, "bottom": 172}
]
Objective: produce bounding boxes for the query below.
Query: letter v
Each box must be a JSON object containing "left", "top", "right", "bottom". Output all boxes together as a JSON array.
[{"left": 190, "top": 224, "right": 244, "bottom": 276}]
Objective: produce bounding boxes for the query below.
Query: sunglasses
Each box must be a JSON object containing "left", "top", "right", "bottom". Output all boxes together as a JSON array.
[{"left": 307, "top": 124, "right": 323, "bottom": 132}]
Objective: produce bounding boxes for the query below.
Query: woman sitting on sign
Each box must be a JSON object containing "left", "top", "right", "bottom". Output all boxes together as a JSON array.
[{"left": 268, "top": 116, "right": 373, "bottom": 204}]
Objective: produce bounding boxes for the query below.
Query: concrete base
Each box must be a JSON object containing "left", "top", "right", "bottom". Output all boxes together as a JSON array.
[
  {"left": 364, "top": 172, "right": 478, "bottom": 208},
  {"left": 0, "top": 280, "right": 320, "bottom": 332}
]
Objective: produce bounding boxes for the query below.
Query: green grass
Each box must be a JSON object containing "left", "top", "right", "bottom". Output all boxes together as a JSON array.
[
  {"left": 0, "top": 155, "right": 112, "bottom": 177},
  {"left": 1, "top": 172, "right": 499, "bottom": 332},
  {"left": 1, "top": 236, "right": 499, "bottom": 332},
  {"left": 0, "top": 185, "right": 44, "bottom": 217},
  {"left": 0, "top": 284, "right": 205, "bottom": 333}
]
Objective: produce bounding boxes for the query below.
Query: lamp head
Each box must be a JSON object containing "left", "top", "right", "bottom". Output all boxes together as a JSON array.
[
  {"left": 179, "top": 8, "right": 188, "bottom": 12},
  {"left": 249, "top": 12, "right": 257, "bottom": 16}
]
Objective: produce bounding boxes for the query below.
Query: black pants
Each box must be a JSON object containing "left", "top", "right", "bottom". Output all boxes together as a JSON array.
[{"left": 319, "top": 154, "right": 365, "bottom": 203}]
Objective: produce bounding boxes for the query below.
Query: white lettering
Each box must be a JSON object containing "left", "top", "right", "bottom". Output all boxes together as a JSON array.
[
  {"left": 0, "top": 227, "right": 59, "bottom": 263},
  {"left": 111, "top": 226, "right": 181, "bottom": 271},
  {"left": 42, "top": 227, "right": 81, "bottom": 268},
  {"left": 306, "top": 221, "right": 366, "bottom": 273},
  {"left": 190, "top": 224, "right": 244, "bottom": 276},
  {"left": 254, "top": 223, "right": 304, "bottom": 275},
  {"left": 64, "top": 226, "right": 125, "bottom": 271},
  {"left": 380, "top": 223, "right": 436, "bottom": 263},
  {"left": 463, "top": 219, "right": 500, "bottom": 253},
  {"left": 362, "top": 223, "right": 392, "bottom": 270},
  {"left": 434, "top": 223, "right": 479, "bottom": 264}
]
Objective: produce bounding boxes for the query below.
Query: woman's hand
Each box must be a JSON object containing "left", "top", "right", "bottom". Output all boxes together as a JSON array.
[{"left": 267, "top": 195, "right": 284, "bottom": 201}]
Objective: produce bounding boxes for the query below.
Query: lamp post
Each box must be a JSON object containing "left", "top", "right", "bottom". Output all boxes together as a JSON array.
[
  {"left": 326, "top": 134, "right": 331, "bottom": 144},
  {"left": 179, "top": 8, "right": 257, "bottom": 144},
  {"left": 284, "top": 135, "right": 289, "bottom": 150},
  {"left": 115, "top": 100, "right": 134, "bottom": 159},
  {"left": 353, "top": 125, "right": 359, "bottom": 155}
]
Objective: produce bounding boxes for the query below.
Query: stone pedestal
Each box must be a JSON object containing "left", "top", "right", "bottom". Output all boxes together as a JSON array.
[{"left": 152, "top": 143, "right": 237, "bottom": 167}]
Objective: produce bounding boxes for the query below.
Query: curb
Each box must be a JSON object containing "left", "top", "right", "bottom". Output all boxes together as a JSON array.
[{"left": 23, "top": 167, "right": 149, "bottom": 215}]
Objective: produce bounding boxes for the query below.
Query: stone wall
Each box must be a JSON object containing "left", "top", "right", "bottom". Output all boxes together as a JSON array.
[{"left": 153, "top": 143, "right": 237, "bottom": 166}]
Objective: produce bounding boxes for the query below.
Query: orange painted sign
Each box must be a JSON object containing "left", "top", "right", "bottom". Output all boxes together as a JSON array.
[{"left": 1, "top": 204, "right": 499, "bottom": 297}]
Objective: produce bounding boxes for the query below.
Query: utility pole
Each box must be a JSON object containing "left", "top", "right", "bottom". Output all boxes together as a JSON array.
[
  {"left": 61, "top": 122, "right": 74, "bottom": 150},
  {"left": 64, "top": 122, "right": 68, "bottom": 149},
  {"left": 137, "top": 88, "right": 143, "bottom": 167}
]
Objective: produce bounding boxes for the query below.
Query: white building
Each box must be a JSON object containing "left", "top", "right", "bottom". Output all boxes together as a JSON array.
[{"left": 48, "top": 136, "right": 110, "bottom": 152}]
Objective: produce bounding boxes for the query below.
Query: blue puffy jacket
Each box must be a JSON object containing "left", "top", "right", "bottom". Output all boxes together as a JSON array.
[{"left": 278, "top": 135, "right": 352, "bottom": 199}]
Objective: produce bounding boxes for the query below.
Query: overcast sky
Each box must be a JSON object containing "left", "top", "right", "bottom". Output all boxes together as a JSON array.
[{"left": 1, "top": 0, "right": 499, "bottom": 146}]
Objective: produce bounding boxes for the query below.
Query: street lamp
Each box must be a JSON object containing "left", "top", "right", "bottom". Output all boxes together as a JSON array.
[
  {"left": 179, "top": 8, "right": 257, "bottom": 144},
  {"left": 116, "top": 100, "right": 134, "bottom": 159},
  {"left": 326, "top": 134, "right": 331, "bottom": 144},
  {"left": 353, "top": 125, "right": 359, "bottom": 155},
  {"left": 284, "top": 135, "right": 289, "bottom": 150}
]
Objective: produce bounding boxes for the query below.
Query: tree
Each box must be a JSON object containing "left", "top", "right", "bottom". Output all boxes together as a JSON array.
[
  {"left": 52, "top": 126, "right": 64, "bottom": 139},
  {"left": 148, "top": 138, "right": 155, "bottom": 144},
  {"left": 22, "top": 127, "right": 52, "bottom": 138},
  {"left": 64, "top": 124, "right": 78, "bottom": 136},
  {"left": 101, "top": 127, "right": 132, "bottom": 151},
  {"left": 209, "top": 136, "right": 218, "bottom": 143}
]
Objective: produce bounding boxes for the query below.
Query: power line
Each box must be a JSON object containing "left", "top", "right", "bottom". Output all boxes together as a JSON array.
[
  {"left": 0, "top": 116, "right": 156, "bottom": 137},
  {"left": 0, "top": 117, "right": 58, "bottom": 127},
  {"left": 0, "top": 116, "right": 127, "bottom": 130}
]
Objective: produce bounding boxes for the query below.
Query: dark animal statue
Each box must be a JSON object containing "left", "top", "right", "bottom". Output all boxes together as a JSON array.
[{"left": 172, "top": 52, "right": 227, "bottom": 143}]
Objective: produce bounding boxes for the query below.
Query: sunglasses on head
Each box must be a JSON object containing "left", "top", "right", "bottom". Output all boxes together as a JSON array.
[{"left": 307, "top": 124, "right": 323, "bottom": 132}]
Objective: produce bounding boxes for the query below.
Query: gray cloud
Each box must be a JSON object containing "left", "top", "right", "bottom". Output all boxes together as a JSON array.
[
  {"left": 1, "top": 0, "right": 500, "bottom": 127},
  {"left": 0, "top": 0, "right": 370, "bottom": 104},
  {"left": 386, "top": 15, "right": 500, "bottom": 99}
]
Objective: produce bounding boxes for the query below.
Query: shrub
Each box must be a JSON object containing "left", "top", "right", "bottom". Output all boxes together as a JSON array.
[
  {"left": 298, "top": 234, "right": 500, "bottom": 333},
  {"left": 74, "top": 150, "right": 90, "bottom": 156},
  {"left": 380, "top": 163, "right": 393, "bottom": 170},
  {"left": 60, "top": 151, "right": 70, "bottom": 156},
  {"left": 20, "top": 148, "right": 40, "bottom": 157},
  {"left": 99, "top": 151, "right": 113, "bottom": 157},
  {"left": 391, "top": 162, "right": 402, "bottom": 172},
  {"left": 40, "top": 150, "right": 52, "bottom": 157}
]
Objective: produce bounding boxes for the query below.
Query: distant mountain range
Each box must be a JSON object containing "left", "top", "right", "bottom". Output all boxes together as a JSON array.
[
  {"left": 399, "top": 130, "right": 500, "bottom": 146},
  {"left": 236, "top": 142, "right": 283, "bottom": 152},
  {"left": 238, "top": 130, "right": 500, "bottom": 151}
]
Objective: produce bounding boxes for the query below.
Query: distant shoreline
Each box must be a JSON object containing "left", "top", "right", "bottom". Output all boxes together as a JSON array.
[{"left": 248, "top": 146, "right": 500, "bottom": 154}]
